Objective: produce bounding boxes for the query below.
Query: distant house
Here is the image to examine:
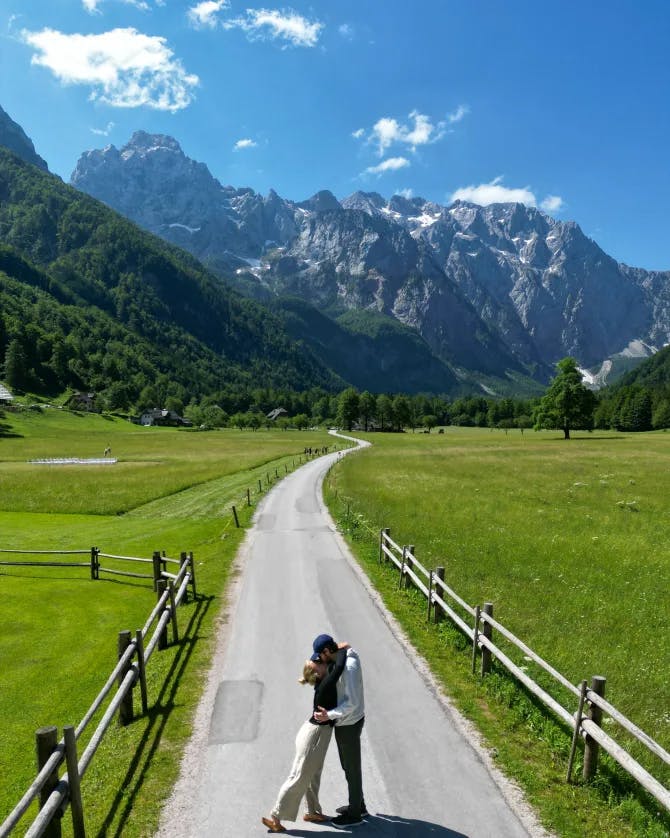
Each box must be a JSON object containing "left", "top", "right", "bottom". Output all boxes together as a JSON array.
[
  {"left": 267, "top": 407, "right": 288, "bottom": 421},
  {"left": 65, "top": 391, "right": 98, "bottom": 412},
  {"left": 0, "top": 383, "right": 14, "bottom": 404},
  {"left": 140, "top": 408, "right": 190, "bottom": 427}
]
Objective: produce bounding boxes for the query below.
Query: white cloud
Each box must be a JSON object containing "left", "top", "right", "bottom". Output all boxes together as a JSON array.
[
  {"left": 188, "top": 1, "right": 228, "bottom": 29},
  {"left": 233, "top": 138, "right": 257, "bottom": 151},
  {"left": 224, "top": 8, "right": 323, "bottom": 48},
  {"left": 91, "top": 120, "right": 115, "bottom": 136},
  {"left": 450, "top": 176, "right": 564, "bottom": 213},
  {"left": 370, "top": 117, "right": 401, "bottom": 154},
  {"left": 541, "top": 194, "right": 564, "bottom": 212},
  {"left": 397, "top": 188, "right": 413, "bottom": 199},
  {"left": 358, "top": 110, "right": 450, "bottom": 156},
  {"left": 450, "top": 176, "right": 537, "bottom": 207},
  {"left": 364, "top": 157, "right": 410, "bottom": 176},
  {"left": 338, "top": 23, "right": 354, "bottom": 40},
  {"left": 83, "top": 0, "right": 151, "bottom": 12},
  {"left": 21, "top": 27, "right": 199, "bottom": 112},
  {"left": 446, "top": 104, "right": 469, "bottom": 124},
  {"left": 351, "top": 127, "right": 365, "bottom": 139}
]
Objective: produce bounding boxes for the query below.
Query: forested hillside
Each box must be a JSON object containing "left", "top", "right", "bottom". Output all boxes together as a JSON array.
[
  {"left": 0, "top": 148, "right": 342, "bottom": 410},
  {"left": 595, "top": 345, "right": 670, "bottom": 431}
]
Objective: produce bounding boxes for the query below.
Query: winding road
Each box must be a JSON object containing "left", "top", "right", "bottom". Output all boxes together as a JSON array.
[{"left": 158, "top": 436, "right": 548, "bottom": 837}]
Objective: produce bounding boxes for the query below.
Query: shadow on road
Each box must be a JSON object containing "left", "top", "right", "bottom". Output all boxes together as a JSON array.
[{"left": 279, "top": 812, "right": 469, "bottom": 836}]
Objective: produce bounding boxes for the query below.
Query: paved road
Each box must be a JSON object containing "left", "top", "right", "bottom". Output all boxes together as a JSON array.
[{"left": 159, "top": 438, "right": 543, "bottom": 838}]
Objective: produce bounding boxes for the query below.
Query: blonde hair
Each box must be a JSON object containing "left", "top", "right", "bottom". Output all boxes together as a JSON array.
[{"left": 298, "top": 660, "right": 319, "bottom": 686}]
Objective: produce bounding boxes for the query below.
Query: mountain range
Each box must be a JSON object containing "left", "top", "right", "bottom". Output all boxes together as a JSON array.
[
  {"left": 70, "top": 131, "right": 670, "bottom": 392},
  {"left": 3, "top": 103, "right": 670, "bottom": 400}
]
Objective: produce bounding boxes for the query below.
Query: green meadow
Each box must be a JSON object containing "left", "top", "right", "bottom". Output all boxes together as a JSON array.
[
  {"left": 2, "top": 411, "right": 669, "bottom": 838},
  {"left": 325, "top": 427, "right": 670, "bottom": 838},
  {"left": 0, "top": 408, "right": 335, "bottom": 836}
]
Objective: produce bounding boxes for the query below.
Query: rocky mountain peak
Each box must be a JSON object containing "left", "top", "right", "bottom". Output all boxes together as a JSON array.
[
  {"left": 0, "top": 104, "right": 48, "bottom": 171},
  {"left": 341, "top": 191, "right": 387, "bottom": 214},
  {"left": 125, "top": 130, "right": 183, "bottom": 154},
  {"left": 298, "top": 190, "right": 341, "bottom": 213}
]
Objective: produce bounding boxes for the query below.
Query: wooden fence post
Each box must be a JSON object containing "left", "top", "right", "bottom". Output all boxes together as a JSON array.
[
  {"left": 405, "top": 545, "right": 415, "bottom": 590},
  {"left": 583, "top": 676, "right": 607, "bottom": 781},
  {"left": 567, "top": 679, "right": 588, "bottom": 782},
  {"left": 156, "top": 580, "right": 168, "bottom": 651},
  {"left": 481, "top": 602, "right": 494, "bottom": 676},
  {"left": 427, "top": 571, "right": 434, "bottom": 620},
  {"left": 90, "top": 546, "right": 99, "bottom": 580},
  {"left": 135, "top": 629, "right": 148, "bottom": 714},
  {"left": 168, "top": 581, "right": 179, "bottom": 643},
  {"left": 379, "top": 528, "right": 390, "bottom": 564},
  {"left": 117, "top": 630, "right": 133, "bottom": 725},
  {"left": 232, "top": 505, "right": 240, "bottom": 528},
  {"left": 246, "top": 488, "right": 251, "bottom": 507},
  {"left": 63, "top": 725, "right": 85, "bottom": 838},
  {"left": 152, "top": 551, "right": 162, "bottom": 592},
  {"left": 36, "top": 725, "right": 61, "bottom": 838},
  {"left": 258, "top": 479, "right": 262, "bottom": 493},
  {"left": 179, "top": 551, "right": 189, "bottom": 603},
  {"left": 188, "top": 551, "right": 197, "bottom": 599},
  {"left": 399, "top": 546, "right": 407, "bottom": 588},
  {"left": 471, "top": 605, "right": 481, "bottom": 673},
  {"left": 434, "top": 567, "right": 445, "bottom": 623}
]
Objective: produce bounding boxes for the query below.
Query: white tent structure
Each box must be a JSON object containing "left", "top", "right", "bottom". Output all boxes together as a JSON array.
[{"left": 0, "top": 383, "right": 14, "bottom": 404}]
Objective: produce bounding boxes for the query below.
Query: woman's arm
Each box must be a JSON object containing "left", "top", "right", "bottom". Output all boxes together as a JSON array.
[{"left": 318, "top": 647, "right": 347, "bottom": 691}]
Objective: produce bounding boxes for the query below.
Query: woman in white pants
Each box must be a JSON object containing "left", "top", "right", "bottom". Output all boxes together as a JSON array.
[{"left": 261, "top": 643, "right": 348, "bottom": 833}]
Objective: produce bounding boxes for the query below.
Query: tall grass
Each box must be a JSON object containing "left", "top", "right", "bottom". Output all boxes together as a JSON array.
[
  {"left": 326, "top": 427, "right": 670, "bottom": 838},
  {"left": 0, "top": 409, "right": 335, "bottom": 835}
]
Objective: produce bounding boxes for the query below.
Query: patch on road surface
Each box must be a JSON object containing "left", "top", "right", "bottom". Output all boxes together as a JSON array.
[
  {"left": 296, "top": 496, "right": 319, "bottom": 513},
  {"left": 209, "top": 680, "right": 263, "bottom": 744},
  {"left": 256, "top": 514, "right": 277, "bottom": 531}
]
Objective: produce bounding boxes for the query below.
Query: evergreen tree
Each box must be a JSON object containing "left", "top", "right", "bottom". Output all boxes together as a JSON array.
[
  {"left": 3, "top": 338, "right": 28, "bottom": 391},
  {"left": 652, "top": 398, "right": 670, "bottom": 430}
]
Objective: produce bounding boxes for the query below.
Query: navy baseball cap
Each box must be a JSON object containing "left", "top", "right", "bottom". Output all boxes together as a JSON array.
[{"left": 310, "top": 633, "right": 334, "bottom": 661}]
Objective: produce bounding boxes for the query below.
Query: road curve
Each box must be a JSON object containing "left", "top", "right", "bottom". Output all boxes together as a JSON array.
[{"left": 158, "top": 435, "right": 547, "bottom": 838}]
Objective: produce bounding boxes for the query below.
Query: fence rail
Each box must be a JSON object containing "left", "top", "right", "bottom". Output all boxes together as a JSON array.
[
  {"left": 0, "top": 551, "right": 196, "bottom": 838},
  {"left": 379, "top": 528, "right": 670, "bottom": 813}
]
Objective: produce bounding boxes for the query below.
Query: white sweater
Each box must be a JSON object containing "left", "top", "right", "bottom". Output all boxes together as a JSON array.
[{"left": 326, "top": 648, "right": 365, "bottom": 726}]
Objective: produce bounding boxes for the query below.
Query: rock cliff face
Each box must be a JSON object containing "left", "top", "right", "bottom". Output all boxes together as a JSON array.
[
  {"left": 71, "top": 132, "right": 670, "bottom": 387},
  {"left": 0, "top": 105, "right": 48, "bottom": 171}
]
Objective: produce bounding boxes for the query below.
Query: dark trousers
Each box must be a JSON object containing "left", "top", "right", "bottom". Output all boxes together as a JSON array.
[{"left": 334, "top": 717, "right": 365, "bottom": 816}]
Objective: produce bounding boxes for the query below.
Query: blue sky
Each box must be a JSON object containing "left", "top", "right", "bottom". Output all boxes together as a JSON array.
[{"left": 1, "top": 1, "right": 669, "bottom": 269}]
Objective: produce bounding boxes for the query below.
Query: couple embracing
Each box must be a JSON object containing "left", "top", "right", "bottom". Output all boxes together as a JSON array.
[{"left": 261, "top": 633, "right": 367, "bottom": 832}]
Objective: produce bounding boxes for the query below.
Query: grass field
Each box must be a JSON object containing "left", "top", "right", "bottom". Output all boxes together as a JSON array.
[
  {"left": 3, "top": 411, "right": 668, "bottom": 837},
  {"left": 0, "top": 407, "right": 336, "bottom": 836},
  {"left": 324, "top": 427, "right": 670, "bottom": 838}
]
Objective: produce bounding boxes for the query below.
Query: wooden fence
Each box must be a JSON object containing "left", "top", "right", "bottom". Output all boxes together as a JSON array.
[
  {"left": 0, "top": 547, "right": 186, "bottom": 588},
  {"left": 379, "top": 528, "right": 670, "bottom": 813},
  {"left": 0, "top": 551, "right": 196, "bottom": 838}
]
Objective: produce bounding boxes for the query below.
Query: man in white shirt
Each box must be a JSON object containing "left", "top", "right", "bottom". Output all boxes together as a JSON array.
[{"left": 311, "top": 634, "right": 367, "bottom": 827}]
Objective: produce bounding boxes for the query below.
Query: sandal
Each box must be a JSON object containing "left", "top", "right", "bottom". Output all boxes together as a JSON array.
[
  {"left": 261, "top": 816, "right": 286, "bottom": 833},
  {"left": 303, "top": 812, "right": 330, "bottom": 823}
]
